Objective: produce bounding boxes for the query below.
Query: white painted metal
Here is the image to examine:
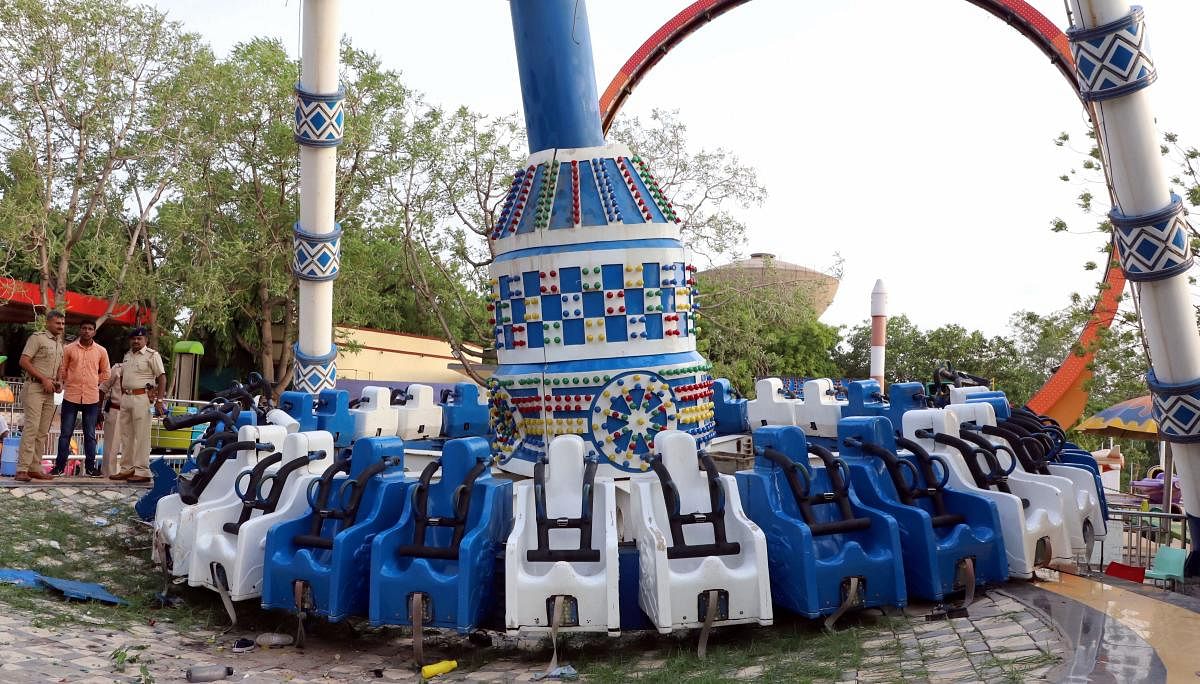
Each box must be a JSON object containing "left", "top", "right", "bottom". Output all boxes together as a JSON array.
[
  {"left": 297, "top": 0, "right": 341, "bottom": 375},
  {"left": 627, "top": 430, "right": 772, "bottom": 633},
  {"left": 153, "top": 424, "right": 291, "bottom": 577},
  {"left": 1072, "top": 0, "right": 1200, "bottom": 514},
  {"left": 190, "top": 431, "right": 336, "bottom": 601},
  {"left": 901, "top": 409, "right": 1067, "bottom": 578},
  {"left": 396, "top": 384, "right": 443, "bottom": 441},
  {"left": 505, "top": 435, "right": 620, "bottom": 635}
]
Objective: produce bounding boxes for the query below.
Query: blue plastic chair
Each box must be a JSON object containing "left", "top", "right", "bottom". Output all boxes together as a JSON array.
[
  {"left": 369, "top": 437, "right": 512, "bottom": 632},
  {"left": 262, "top": 436, "right": 410, "bottom": 622},
  {"left": 735, "top": 426, "right": 906, "bottom": 619},
  {"left": 440, "top": 383, "right": 489, "bottom": 439},
  {"left": 837, "top": 417, "right": 1008, "bottom": 602}
]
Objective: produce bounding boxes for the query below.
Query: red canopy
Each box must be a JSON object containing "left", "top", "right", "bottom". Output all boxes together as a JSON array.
[{"left": 0, "top": 277, "right": 147, "bottom": 326}]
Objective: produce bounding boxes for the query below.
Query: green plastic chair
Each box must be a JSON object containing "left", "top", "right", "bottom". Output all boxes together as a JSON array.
[{"left": 1145, "top": 546, "right": 1187, "bottom": 591}]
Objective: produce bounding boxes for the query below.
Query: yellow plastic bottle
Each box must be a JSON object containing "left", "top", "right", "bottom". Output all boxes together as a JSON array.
[{"left": 420, "top": 660, "right": 458, "bottom": 680}]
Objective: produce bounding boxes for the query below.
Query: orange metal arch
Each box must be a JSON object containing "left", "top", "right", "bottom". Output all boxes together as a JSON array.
[{"left": 598, "top": 0, "right": 1124, "bottom": 427}]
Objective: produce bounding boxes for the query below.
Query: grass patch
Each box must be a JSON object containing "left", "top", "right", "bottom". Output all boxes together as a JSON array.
[
  {"left": 548, "top": 612, "right": 895, "bottom": 683},
  {"left": 0, "top": 494, "right": 231, "bottom": 631}
]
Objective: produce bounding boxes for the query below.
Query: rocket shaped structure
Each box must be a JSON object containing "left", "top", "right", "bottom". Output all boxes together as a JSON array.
[
  {"left": 870, "top": 280, "right": 887, "bottom": 388},
  {"left": 489, "top": 0, "right": 716, "bottom": 476}
]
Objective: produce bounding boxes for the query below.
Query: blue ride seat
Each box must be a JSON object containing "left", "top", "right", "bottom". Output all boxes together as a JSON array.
[
  {"left": 735, "top": 426, "right": 906, "bottom": 620},
  {"left": 440, "top": 383, "right": 489, "bottom": 439},
  {"left": 837, "top": 417, "right": 1007, "bottom": 602},
  {"left": 369, "top": 437, "right": 512, "bottom": 632},
  {"left": 316, "top": 389, "right": 354, "bottom": 448},
  {"left": 845, "top": 380, "right": 929, "bottom": 429},
  {"left": 262, "top": 436, "right": 409, "bottom": 622},
  {"left": 712, "top": 378, "right": 749, "bottom": 435},
  {"left": 279, "top": 391, "right": 318, "bottom": 433}
]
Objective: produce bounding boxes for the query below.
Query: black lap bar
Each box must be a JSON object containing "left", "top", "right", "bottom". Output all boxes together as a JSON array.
[
  {"left": 223, "top": 453, "right": 311, "bottom": 535},
  {"left": 526, "top": 455, "right": 601, "bottom": 563},
  {"left": 397, "top": 458, "right": 488, "bottom": 560},
  {"left": 802, "top": 443, "right": 873, "bottom": 536},
  {"left": 178, "top": 440, "right": 263, "bottom": 505},
  {"left": 649, "top": 451, "right": 740, "bottom": 559},
  {"left": 893, "top": 436, "right": 965, "bottom": 528},
  {"left": 292, "top": 456, "right": 396, "bottom": 550},
  {"left": 918, "top": 430, "right": 1012, "bottom": 495},
  {"left": 292, "top": 457, "right": 351, "bottom": 550}
]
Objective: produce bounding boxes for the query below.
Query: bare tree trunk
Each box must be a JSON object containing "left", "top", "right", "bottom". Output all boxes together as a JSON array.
[{"left": 258, "top": 280, "right": 276, "bottom": 387}]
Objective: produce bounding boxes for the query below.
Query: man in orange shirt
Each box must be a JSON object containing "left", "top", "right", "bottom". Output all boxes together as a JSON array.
[{"left": 53, "top": 320, "right": 110, "bottom": 477}]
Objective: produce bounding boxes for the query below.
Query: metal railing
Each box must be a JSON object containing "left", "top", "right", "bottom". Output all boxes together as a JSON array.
[{"left": 1106, "top": 505, "right": 1190, "bottom": 570}]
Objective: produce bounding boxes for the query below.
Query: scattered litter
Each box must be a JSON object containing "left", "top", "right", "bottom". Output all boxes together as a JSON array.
[
  {"left": 231, "top": 638, "right": 256, "bottom": 654},
  {"left": 35, "top": 539, "right": 62, "bottom": 550},
  {"left": 154, "top": 591, "right": 185, "bottom": 608},
  {"left": 185, "top": 664, "right": 234, "bottom": 682},
  {"left": 255, "top": 632, "right": 293, "bottom": 648},
  {"left": 420, "top": 660, "right": 457, "bottom": 680},
  {"left": 532, "top": 665, "right": 579, "bottom": 681},
  {"left": 90, "top": 517, "right": 110, "bottom": 527},
  {"left": 0, "top": 568, "right": 126, "bottom": 604}
]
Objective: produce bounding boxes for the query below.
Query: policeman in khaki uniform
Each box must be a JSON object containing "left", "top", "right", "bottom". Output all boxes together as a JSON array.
[
  {"left": 110, "top": 327, "right": 165, "bottom": 484},
  {"left": 15, "top": 311, "right": 65, "bottom": 481}
]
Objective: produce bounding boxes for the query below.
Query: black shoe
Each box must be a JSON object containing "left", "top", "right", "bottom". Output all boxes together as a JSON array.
[
  {"left": 48, "top": 467, "right": 65, "bottom": 476},
  {"left": 86, "top": 467, "right": 103, "bottom": 478}
]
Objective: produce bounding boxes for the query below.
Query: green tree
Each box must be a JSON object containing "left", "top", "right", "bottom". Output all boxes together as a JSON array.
[
  {"left": 610, "top": 109, "right": 767, "bottom": 259},
  {"left": 0, "top": 0, "right": 210, "bottom": 326},
  {"left": 697, "top": 270, "right": 840, "bottom": 395}
]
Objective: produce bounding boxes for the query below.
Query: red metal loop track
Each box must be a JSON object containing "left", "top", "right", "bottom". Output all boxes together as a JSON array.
[{"left": 598, "top": 0, "right": 1123, "bottom": 425}]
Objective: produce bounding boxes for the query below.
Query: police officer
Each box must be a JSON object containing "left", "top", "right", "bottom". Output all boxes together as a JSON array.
[
  {"left": 109, "top": 327, "right": 165, "bottom": 484},
  {"left": 15, "top": 311, "right": 65, "bottom": 482}
]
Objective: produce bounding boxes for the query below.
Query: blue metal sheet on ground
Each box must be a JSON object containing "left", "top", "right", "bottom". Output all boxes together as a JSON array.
[
  {"left": 0, "top": 569, "right": 42, "bottom": 588},
  {"left": 37, "top": 575, "right": 126, "bottom": 605}
]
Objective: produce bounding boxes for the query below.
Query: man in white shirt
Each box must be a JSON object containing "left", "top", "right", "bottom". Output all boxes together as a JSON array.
[{"left": 0, "top": 414, "right": 9, "bottom": 441}]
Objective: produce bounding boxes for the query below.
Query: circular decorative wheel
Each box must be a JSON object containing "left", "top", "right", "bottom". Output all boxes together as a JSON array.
[
  {"left": 488, "top": 385, "right": 526, "bottom": 465},
  {"left": 589, "top": 371, "right": 677, "bottom": 470}
]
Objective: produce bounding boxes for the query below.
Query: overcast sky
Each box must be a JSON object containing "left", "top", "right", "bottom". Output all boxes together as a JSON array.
[{"left": 148, "top": 0, "right": 1200, "bottom": 336}]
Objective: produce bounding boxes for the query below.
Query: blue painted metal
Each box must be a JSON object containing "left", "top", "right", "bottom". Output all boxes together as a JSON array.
[
  {"left": 713, "top": 378, "right": 749, "bottom": 435},
  {"left": 135, "top": 458, "right": 198, "bottom": 521},
  {"left": 262, "top": 436, "right": 410, "bottom": 621},
  {"left": 279, "top": 391, "right": 318, "bottom": 433},
  {"left": 509, "top": 0, "right": 605, "bottom": 153},
  {"left": 369, "top": 437, "right": 512, "bottom": 632},
  {"left": 441, "top": 383, "right": 489, "bottom": 439},
  {"left": 845, "top": 380, "right": 929, "bottom": 428},
  {"left": 39, "top": 576, "right": 126, "bottom": 605},
  {"left": 735, "top": 426, "right": 906, "bottom": 618},
  {"left": 837, "top": 417, "right": 1008, "bottom": 601},
  {"left": 315, "top": 389, "right": 354, "bottom": 448}
]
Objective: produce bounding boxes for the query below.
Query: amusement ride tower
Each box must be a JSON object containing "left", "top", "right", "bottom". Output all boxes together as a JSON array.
[{"left": 488, "top": 0, "right": 717, "bottom": 476}]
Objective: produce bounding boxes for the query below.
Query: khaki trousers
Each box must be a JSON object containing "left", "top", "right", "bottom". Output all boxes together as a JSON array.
[
  {"left": 17, "top": 386, "right": 55, "bottom": 473},
  {"left": 119, "top": 393, "right": 152, "bottom": 477},
  {"left": 101, "top": 407, "right": 123, "bottom": 477}
]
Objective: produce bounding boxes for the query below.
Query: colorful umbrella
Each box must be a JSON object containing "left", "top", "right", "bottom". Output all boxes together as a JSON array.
[{"left": 1076, "top": 395, "right": 1158, "bottom": 440}]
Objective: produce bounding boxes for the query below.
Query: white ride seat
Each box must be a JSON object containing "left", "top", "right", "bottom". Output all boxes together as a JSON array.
[
  {"left": 794, "top": 379, "right": 846, "bottom": 438},
  {"left": 351, "top": 386, "right": 400, "bottom": 439},
  {"left": 154, "top": 423, "right": 290, "bottom": 577},
  {"left": 628, "top": 430, "right": 772, "bottom": 634},
  {"left": 505, "top": 435, "right": 619, "bottom": 635},
  {"left": 189, "top": 431, "right": 336, "bottom": 601},
  {"left": 746, "top": 378, "right": 801, "bottom": 429},
  {"left": 951, "top": 402, "right": 1102, "bottom": 555},
  {"left": 901, "top": 409, "right": 1072, "bottom": 578},
  {"left": 397, "top": 384, "right": 443, "bottom": 440}
]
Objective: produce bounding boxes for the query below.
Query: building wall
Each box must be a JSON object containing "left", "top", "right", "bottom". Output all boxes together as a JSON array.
[{"left": 334, "top": 326, "right": 484, "bottom": 384}]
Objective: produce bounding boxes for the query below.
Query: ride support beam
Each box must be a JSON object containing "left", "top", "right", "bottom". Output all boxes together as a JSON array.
[
  {"left": 1069, "top": 0, "right": 1200, "bottom": 571},
  {"left": 293, "top": 0, "right": 343, "bottom": 393}
]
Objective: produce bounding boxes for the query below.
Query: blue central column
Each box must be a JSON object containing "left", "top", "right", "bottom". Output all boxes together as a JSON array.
[
  {"left": 490, "top": 0, "right": 716, "bottom": 477},
  {"left": 510, "top": 0, "right": 606, "bottom": 153}
]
